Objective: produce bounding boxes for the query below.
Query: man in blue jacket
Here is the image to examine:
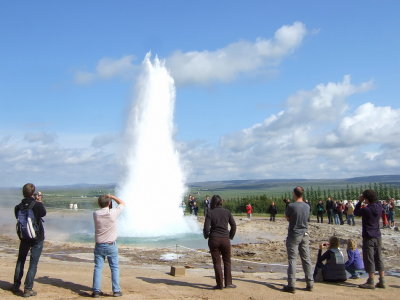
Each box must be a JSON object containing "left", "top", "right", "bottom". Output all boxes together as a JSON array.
[{"left": 354, "top": 189, "right": 385, "bottom": 289}]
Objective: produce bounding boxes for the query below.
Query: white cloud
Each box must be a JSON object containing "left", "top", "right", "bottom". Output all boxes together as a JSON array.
[
  {"left": 166, "top": 22, "right": 307, "bottom": 85},
  {"left": 24, "top": 132, "right": 57, "bottom": 145},
  {"left": 74, "top": 55, "right": 137, "bottom": 84},
  {"left": 74, "top": 22, "right": 308, "bottom": 86},
  {"left": 181, "top": 76, "right": 399, "bottom": 182},
  {"left": 0, "top": 134, "right": 119, "bottom": 187}
]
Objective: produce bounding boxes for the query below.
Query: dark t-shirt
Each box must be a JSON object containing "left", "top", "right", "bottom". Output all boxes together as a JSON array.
[{"left": 286, "top": 201, "right": 309, "bottom": 237}]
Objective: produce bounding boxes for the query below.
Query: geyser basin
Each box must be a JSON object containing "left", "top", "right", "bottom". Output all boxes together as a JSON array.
[{"left": 117, "top": 54, "right": 199, "bottom": 237}]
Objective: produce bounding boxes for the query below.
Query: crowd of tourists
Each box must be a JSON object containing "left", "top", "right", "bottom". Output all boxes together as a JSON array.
[{"left": 10, "top": 183, "right": 392, "bottom": 297}]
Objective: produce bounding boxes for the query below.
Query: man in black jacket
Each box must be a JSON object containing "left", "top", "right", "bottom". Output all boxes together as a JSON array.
[{"left": 12, "top": 183, "right": 46, "bottom": 297}]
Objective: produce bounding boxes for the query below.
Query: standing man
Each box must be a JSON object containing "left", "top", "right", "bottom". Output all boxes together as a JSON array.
[
  {"left": 316, "top": 200, "right": 325, "bottom": 223},
  {"left": 354, "top": 190, "right": 385, "bottom": 289},
  {"left": 12, "top": 183, "right": 46, "bottom": 297},
  {"left": 283, "top": 186, "right": 313, "bottom": 293},
  {"left": 326, "top": 197, "right": 334, "bottom": 224},
  {"left": 92, "top": 194, "right": 125, "bottom": 298}
]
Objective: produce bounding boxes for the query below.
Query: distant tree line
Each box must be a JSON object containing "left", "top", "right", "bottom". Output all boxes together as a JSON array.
[{"left": 188, "top": 183, "right": 400, "bottom": 215}]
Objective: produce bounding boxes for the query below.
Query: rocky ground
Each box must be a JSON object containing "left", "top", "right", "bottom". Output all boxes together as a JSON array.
[{"left": 0, "top": 215, "right": 399, "bottom": 299}]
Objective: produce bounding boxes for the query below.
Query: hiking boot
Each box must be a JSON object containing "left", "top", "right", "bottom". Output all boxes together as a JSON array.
[
  {"left": 376, "top": 279, "right": 386, "bottom": 289},
  {"left": 113, "top": 291, "right": 123, "bottom": 297},
  {"left": 23, "top": 289, "right": 37, "bottom": 297},
  {"left": 283, "top": 285, "right": 295, "bottom": 293},
  {"left": 359, "top": 278, "right": 375, "bottom": 289}
]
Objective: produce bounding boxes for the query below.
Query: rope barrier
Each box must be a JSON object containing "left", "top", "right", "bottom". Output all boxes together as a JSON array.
[{"left": 173, "top": 244, "right": 288, "bottom": 267}]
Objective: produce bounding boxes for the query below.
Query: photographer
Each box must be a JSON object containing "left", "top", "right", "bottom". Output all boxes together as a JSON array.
[
  {"left": 313, "top": 236, "right": 346, "bottom": 282},
  {"left": 92, "top": 194, "right": 125, "bottom": 297},
  {"left": 354, "top": 190, "right": 385, "bottom": 289}
]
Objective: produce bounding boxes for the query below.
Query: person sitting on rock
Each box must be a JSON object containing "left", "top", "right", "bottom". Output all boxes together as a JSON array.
[
  {"left": 345, "top": 239, "right": 365, "bottom": 279},
  {"left": 313, "top": 236, "right": 347, "bottom": 282}
]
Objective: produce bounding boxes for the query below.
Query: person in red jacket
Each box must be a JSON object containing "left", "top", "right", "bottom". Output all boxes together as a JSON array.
[{"left": 246, "top": 203, "right": 253, "bottom": 219}]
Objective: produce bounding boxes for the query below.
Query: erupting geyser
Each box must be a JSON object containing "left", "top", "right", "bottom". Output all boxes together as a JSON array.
[{"left": 117, "top": 53, "right": 199, "bottom": 237}]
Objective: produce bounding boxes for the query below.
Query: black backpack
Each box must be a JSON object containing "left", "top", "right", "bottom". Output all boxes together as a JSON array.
[{"left": 16, "top": 201, "right": 39, "bottom": 240}]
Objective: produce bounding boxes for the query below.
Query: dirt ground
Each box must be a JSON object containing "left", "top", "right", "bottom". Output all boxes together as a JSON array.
[{"left": 0, "top": 216, "right": 399, "bottom": 299}]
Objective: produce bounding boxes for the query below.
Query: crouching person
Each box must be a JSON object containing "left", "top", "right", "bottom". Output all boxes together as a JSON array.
[
  {"left": 313, "top": 236, "right": 347, "bottom": 282},
  {"left": 92, "top": 194, "right": 125, "bottom": 298}
]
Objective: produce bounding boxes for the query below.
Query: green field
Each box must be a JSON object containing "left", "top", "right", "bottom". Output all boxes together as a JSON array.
[{"left": 1, "top": 175, "right": 399, "bottom": 212}]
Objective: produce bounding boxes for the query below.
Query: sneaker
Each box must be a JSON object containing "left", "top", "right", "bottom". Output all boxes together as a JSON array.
[
  {"left": 23, "top": 290, "right": 37, "bottom": 298},
  {"left": 283, "top": 285, "right": 295, "bottom": 294},
  {"left": 306, "top": 285, "right": 313, "bottom": 292},
  {"left": 376, "top": 281, "right": 386, "bottom": 289},
  {"left": 113, "top": 291, "right": 123, "bottom": 297},
  {"left": 350, "top": 275, "right": 360, "bottom": 279},
  {"left": 225, "top": 284, "right": 237, "bottom": 288}
]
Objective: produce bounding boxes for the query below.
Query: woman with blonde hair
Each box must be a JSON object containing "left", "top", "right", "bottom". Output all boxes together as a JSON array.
[
  {"left": 345, "top": 239, "right": 365, "bottom": 279},
  {"left": 313, "top": 236, "right": 347, "bottom": 282}
]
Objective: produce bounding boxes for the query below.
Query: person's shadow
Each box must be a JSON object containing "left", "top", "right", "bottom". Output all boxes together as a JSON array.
[
  {"left": 36, "top": 276, "right": 94, "bottom": 297},
  {"left": 137, "top": 276, "right": 214, "bottom": 290},
  {"left": 0, "top": 280, "right": 20, "bottom": 296}
]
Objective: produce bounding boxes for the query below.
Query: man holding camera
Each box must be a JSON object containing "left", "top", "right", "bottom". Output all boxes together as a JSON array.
[
  {"left": 12, "top": 183, "right": 46, "bottom": 298},
  {"left": 92, "top": 194, "right": 125, "bottom": 298},
  {"left": 354, "top": 190, "right": 385, "bottom": 289},
  {"left": 283, "top": 186, "right": 313, "bottom": 293}
]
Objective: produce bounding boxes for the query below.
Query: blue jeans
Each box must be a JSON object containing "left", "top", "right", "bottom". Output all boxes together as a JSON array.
[
  {"left": 334, "top": 214, "right": 340, "bottom": 224},
  {"left": 347, "top": 214, "right": 355, "bottom": 226},
  {"left": 93, "top": 243, "right": 120, "bottom": 293},
  {"left": 14, "top": 239, "right": 44, "bottom": 290}
]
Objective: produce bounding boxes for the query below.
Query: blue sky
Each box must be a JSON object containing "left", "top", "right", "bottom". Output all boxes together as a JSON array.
[{"left": 1, "top": 0, "right": 399, "bottom": 187}]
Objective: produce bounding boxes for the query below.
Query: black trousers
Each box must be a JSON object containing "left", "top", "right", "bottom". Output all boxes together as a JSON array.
[
  {"left": 208, "top": 237, "right": 232, "bottom": 288},
  {"left": 14, "top": 239, "right": 44, "bottom": 290}
]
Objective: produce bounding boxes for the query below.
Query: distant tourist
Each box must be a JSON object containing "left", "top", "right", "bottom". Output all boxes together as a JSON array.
[
  {"left": 92, "top": 194, "right": 125, "bottom": 297},
  {"left": 354, "top": 189, "right": 385, "bottom": 289},
  {"left": 245, "top": 203, "right": 253, "bottom": 219},
  {"left": 313, "top": 236, "right": 347, "bottom": 282},
  {"left": 204, "top": 195, "right": 211, "bottom": 216},
  {"left": 12, "top": 183, "right": 46, "bottom": 297},
  {"left": 346, "top": 200, "right": 355, "bottom": 226},
  {"left": 316, "top": 200, "right": 325, "bottom": 223},
  {"left": 333, "top": 200, "right": 340, "bottom": 225},
  {"left": 192, "top": 201, "right": 199, "bottom": 216},
  {"left": 203, "top": 195, "right": 236, "bottom": 289},
  {"left": 304, "top": 199, "right": 311, "bottom": 222},
  {"left": 326, "top": 197, "right": 334, "bottom": 224},
  {"left": 388, "top": 198, "right": 396, "bottom": 228},
  {"left": 268, "top": 202, "right": 278, "bottom": 222},
  {"left": 283, "top": 186, "right": 313, "bottom": 293},
  {"left": 381, "top": 200, "right": 389, "bottom": 228},
  {"left": 188, "top": 195, "right": 194, "bottom": 215},
  {"left": 345, "top": 239, "right": 365, "bottom": 279}
]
